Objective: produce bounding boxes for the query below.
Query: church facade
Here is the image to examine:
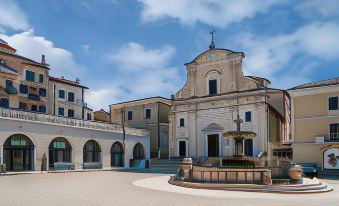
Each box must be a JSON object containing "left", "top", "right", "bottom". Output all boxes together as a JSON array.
[{"left": 168, "top": 45, "right": 291, "bottom": 159}]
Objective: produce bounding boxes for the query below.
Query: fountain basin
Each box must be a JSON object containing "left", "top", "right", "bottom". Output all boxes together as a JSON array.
[{"left": 191, "top": 166, "right": 272, "bottom": 185}]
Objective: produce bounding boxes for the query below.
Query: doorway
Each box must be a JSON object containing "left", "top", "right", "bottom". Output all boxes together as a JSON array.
[
  {"left": 179, "top": 141, "right": 187, "bottom": 157},
  {"left": 208, "top": 134, "right": 219, "bottom": 157},
  {"left": 244, "top": 139, "right": 253, "bottom": 156},
  {"left": 3, "top": 134, "right": 35, "bottom": 171}
]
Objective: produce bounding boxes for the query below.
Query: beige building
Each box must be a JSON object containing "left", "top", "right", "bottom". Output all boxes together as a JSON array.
[
  {"left": 94, "top": 109, "right": 110, "bottom": 122},
  {"left": 48, "top": 76, "right": 88, "bottom": 119},
  {"left": 289, "top": 78, "right": 339, "bottom": 171},
  {"left": 169, "top": 43, "right": 291, "bottom": 159},
  {"left": 0, "top": 39, "right": 49, "bottom": 113},
  {"left": 0, "top": 38, "right": 150, "bottom": 172},
  {"left": 110, "top": 97, "right": 171, "bottom": 158}
]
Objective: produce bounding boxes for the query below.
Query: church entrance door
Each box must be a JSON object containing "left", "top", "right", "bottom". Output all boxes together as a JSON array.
[{"left": 208, "top": 134, "right": 219, "bottom": 157}]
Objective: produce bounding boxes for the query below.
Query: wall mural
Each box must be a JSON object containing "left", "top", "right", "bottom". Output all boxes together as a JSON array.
[{"left": 324, "top": 148, "right": 339, "bottom": 169}]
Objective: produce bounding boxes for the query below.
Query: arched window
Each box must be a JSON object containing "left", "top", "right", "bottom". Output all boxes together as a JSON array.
[
  {"left": 133, "top": 143, "right": 145, "bottom": 160},
  {"left": 205, "top": 70, "right": 220, "bottom": 95},
  {"left": 3, "top": 134, "right": 34, "bottom": 171},
  {"left": 83, "top": 140, "right": 101, "bottom": 163},
  {"left": 111, "top": 142, "right": 124, "bottom": 167},
  {"left": 49, "top": 137, "right": 72, "bottom": 169}
]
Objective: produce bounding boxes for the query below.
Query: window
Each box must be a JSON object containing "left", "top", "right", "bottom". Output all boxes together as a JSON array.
[
  {"left": 39, "top": 74, "right": 44, "bottom": 83},
  {"left": 39, "top": 88, "right": 46, "bottom": 97},
  {"left": 179, "top": 118, "right": 185, "bottom": 127},
  {"left": 25, "top": 70, "right": 35, "bottom": 82},
  {"left": 209, "top": 79, "right": 217, "bottom": 95},
  {"left": 39, "top": 105, "right": 46, "bottom": 113},
  {"left": 145, "top": 109, "right": 151, "bottom": 119},
  {"left": 329, "top": 97, "right": 338, "bottom": 110},
  {"left": 5, "top": 79, "right": 13, "bottom": 87},
  {"left": 87, "top": 113, "right": 92, "bottom": 120},
  {"left": 127, "top": 111, "right": 133, "bottom": 120},
  {"left": 31, "top": 105, "right": 37, "bottom": 112},
  {"left": 58, "top": 107, "right": 64, "bottom": 116},
  {"left": 273, "top": 148, "right": 293, "bottom": 159},
  {"left": 0, "top": 98, "right": 9, "bottom": 108},
  {"left": 245, "top": 111, "right": 252, "bottom": 122},
  {"left": 59, "top": 90, "right": 65, "bottom": 99},
  {"left": 330, "top": 123, "right": 339, "bottom": 140},
  {"left": 68, "top": 109, "right": 75, "bottom": 118},
  {"left": 19, "top": 102, "right": 28, "bottom": 110},
  {"left": 19, "top": 84, "right": 28, "bottom": 94},
  {"left": 68, "top": 92, "right": 75, "bottom": 102}
]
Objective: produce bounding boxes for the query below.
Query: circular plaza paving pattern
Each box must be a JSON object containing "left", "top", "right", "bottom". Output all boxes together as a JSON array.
[{"left": 0, "top": 170, "right": 338, "bottom": 206}]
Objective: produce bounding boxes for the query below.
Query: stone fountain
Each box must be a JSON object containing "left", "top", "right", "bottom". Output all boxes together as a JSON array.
[{"left": 169, "top": 113, "right": 333, "bottom": 193}]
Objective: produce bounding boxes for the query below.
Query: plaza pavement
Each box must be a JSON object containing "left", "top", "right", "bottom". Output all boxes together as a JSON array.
[{"left": 0, "top": 170, "right": 338, "bottom": 206}]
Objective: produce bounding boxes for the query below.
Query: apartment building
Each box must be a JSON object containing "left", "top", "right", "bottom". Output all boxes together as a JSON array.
[
  {"left": 289, "top": 78, "right": 339, "bottom": 171},
  {"left": 110, "top": 97, "right": 171, "bottom": 158}
]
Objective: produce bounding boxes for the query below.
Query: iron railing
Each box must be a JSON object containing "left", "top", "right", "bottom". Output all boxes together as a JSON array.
[{"left": 0, "top": 107, "right": 149, "bottom": 137}]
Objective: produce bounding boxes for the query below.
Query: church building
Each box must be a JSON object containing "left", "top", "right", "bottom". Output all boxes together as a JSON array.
[{"left": 168, "top": 35, "right": 291, "bottom": 159}]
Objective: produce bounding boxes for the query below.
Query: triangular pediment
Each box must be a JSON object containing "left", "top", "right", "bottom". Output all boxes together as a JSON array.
[{"left": 202, "top": 123, "right": 224, "bottom": 131}]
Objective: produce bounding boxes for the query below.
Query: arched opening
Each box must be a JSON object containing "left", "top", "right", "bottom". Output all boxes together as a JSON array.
[
  {"left": 83, "top": 140, "right": 101, "bottom": 163},
  {"left": 49, "top": 137, "right": 72, "bottom": 169},
  {"left": 3, "top": 134, "right": 34, "bottom": 171},
  {"left": 133, "top": 143, "right": 145, "bottom": 160},
  {"left": 111, "top": 142, "right": 124, "bottom": 167}
]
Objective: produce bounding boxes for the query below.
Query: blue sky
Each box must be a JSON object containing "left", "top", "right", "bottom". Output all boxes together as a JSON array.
[{"left": 0, "top": 0, "right": 339, "bottom": 110}]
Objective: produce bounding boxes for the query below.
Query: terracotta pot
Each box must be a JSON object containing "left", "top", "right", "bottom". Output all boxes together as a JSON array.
[{"left": 289, "top": 165, "right": 303, "bottom": 181}]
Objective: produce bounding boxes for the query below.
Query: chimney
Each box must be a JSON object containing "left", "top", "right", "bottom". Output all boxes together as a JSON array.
[
  {"left": 75, "top": 78, "right": 80, "bottom": 84},
  {"left": 41, "top": 54, "right": 46, "bottom": 65},
  {"left": 61, "top": 76, "right": 64, "bottom": 79}
]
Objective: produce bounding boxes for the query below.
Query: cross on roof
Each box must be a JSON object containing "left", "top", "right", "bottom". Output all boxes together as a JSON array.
[{"left": 209, "top": 30, "right": 216, "bottom": 50}]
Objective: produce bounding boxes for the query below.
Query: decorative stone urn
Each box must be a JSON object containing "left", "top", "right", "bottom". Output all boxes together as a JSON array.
[
  {"left": 176, "top": 158, "right": 193, "bottom": 181},
  {"left": 289, "top": 165, "right": 303, "bottom": 181},
  {"left": 263, "top": 171, "right": 272, "bottom": 185}
]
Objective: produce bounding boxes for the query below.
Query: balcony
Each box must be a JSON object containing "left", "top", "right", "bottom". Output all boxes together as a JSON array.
[
  {"left": 326, "top": 133, "right": 339, "bottom": 142},
  {"left": 0, "top": 107, "right": 149, "bottom": 137},
  {"left": 5, "top": 85, "right": 18, "bottom": 94},
  {"left": 28, "top": 94, "right": 41, "bottom": 101}
]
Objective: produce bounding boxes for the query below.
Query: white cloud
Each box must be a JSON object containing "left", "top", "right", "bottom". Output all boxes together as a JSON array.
[
  {"left": 0, "top": 0, "right": 30, "bottom": 31},
  {"left": 104, "top": 42, "right": 175, "bottom": 71},
  {"left": 295, "top": 0, "right": 339, "bottom": 18},
  {"left": 86, "top": 89, "right": 122, "bottom": 111},
  {"left": 138, "top": 0, "right": 282, "bottom": 28},
  {"left": 233, "top": 22, "right": 339, "bottom": 88},
  {"left": 86, "top": 42, "right": 180, "bottom": 110},
  {"left": 0, "top": 29, "right": 86, "bottom": 79}
]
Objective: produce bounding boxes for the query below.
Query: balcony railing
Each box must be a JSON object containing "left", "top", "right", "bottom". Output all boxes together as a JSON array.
[
  {"left": 5, "top": 86, "right": 18, "bottom": 94},
  {"left": 28, "top": 94, "right": 41, "bottom": 101},
  {"left": 326, "top": 133, "right": 339, "bottom": 142},
  {"left": 0, "top": 107, "right": 149, "bottom": 137}
]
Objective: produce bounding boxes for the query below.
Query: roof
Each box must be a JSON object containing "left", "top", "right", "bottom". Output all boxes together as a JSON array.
[
  {"left": 49, "top": 76, "right": 89, "bottom": 89},
  {"left": 245, "top": 76, "right": 271, "bottom": 84},
  {"left": 185, "top": 48, "right": 245, "bottom": 65},
  {"left": 0, "top": 51, "right": 49, "bottom": 70},
  {"left": 0, "top": 62, "right": 18, "bottom": 75},
  {"left": 110, "top": 96, "right": 172, "bottom": 107},
  {"left": 289, "top": 77, "right": 339, "bottom": 90},
  {"left": 0, "top": 42, "right": 16, "bottom": 52},
  {"left": 94, "top": 109, "right": 109, "bottom": 114}
]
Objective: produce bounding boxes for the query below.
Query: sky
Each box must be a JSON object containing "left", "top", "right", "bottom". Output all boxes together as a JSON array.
[{"left": 0, "top": 0, "right": 339, "bottom": 111}]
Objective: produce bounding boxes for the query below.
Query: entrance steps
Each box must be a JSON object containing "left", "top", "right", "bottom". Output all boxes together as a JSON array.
[
  {"left": 169, "top": 177, "right": 333, "bottom": 193},
  {"left": 149, "top": 158, "right": 182, "bottom": 171}
]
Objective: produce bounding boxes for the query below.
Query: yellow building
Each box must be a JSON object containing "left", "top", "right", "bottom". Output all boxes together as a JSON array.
[
  {"left": 110, "top": 97, "right": 171, "bottom": 158},
  {"left": 289, "top": 78, "right": 339, "bottom": 172}
]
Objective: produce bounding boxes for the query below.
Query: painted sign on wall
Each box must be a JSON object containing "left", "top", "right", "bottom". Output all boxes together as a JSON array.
[{"left": 324, "top": 148, "right": 339, "bottom": 169}]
